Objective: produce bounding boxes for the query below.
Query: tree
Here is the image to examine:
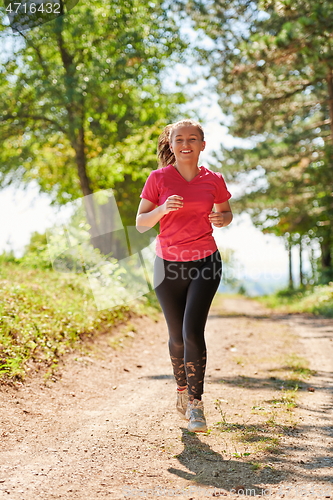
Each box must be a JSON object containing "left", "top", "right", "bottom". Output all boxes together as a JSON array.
[
  {"left": 179, "top": 0, "right": 333, "bottom": 282},
  {"left": 0, "top": 0, "right": 187, "bottom": 254}
]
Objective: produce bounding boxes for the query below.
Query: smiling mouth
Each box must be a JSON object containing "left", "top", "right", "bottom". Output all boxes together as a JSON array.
[{"left": 180, "top": 150, "right": 193, "bottom": 154}]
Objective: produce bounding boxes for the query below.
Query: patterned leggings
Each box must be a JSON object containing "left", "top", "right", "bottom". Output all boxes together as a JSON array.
[{"left": 154, "top": 250, "right": 222, "bottom": 400}]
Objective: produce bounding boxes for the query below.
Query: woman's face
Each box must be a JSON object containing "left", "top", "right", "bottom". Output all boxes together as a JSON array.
[{"left": 170, "top": 125, "right": 205, "bottom": 164}]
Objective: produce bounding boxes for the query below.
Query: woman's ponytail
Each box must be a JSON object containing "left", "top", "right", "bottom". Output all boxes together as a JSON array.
[{"left": 157, "top": 124, "right": 175, "bottom": 168}]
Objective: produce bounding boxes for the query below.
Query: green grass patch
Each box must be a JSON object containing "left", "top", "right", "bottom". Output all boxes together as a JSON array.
[
  {"left": 250, "top": 462, "right": 262, "bottom": 471},
  {"left": 283, "top": 354, "right": 316, "bottom": 379},
  {"left": 0, "top": 261, "right": 151, "bottom": 381},
  {"left": 259, "top": 284, "right": 333, "bottom": 317}
]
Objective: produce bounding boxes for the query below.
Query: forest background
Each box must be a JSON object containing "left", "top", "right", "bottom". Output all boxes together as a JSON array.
[{"left": 0, "top": 0, "right": 333, "bottom": 379}]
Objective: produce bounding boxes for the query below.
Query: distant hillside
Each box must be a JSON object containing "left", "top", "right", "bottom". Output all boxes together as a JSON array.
[{"left": 219, "top": 274, "right": 288, "bottom": 297}]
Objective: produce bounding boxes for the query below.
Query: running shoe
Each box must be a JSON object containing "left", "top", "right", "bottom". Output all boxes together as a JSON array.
[
  {"left": 176, "top": 388, "right": 189, "bottom": 419},
  {"left": 185, "top": 399, "right": 207, "bottom": 432}
]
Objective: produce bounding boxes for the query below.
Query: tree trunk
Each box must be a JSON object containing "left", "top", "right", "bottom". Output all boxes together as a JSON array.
[
  {"left": 72, "top": 122, "right": 118, "bottom": 256},
  {"left": 320, "top": 240, "right": 332, "bottom": 270},
  {"left": 309, "top": 243, "right": 316, "bottom": 284},
  {"left": 288, "top": 237, "right": 294, "bottom": 290},
  {"left": 326, "top": 67, "right": 333, "bottom": 147},
  {"left": 320, "top": 238, "right": 332, "bottom": 283},
  {"left": 299, "top": 236, "right": 304, "bottom": 287},
  {"left": 56, "top": 16, "right": 114, "bottom": 257},
  {"left": 74, "top": 124, "right": 96, "bottom": 225}
]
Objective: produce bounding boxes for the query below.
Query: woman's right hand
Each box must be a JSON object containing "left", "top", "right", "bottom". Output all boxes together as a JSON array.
[{"left": 161, "top": 195, "right": 184, "bottom": 215}]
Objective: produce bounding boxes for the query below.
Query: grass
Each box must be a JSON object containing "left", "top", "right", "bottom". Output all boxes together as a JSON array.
[
  {"left": 107, "top": 323, "right": 138, "bottom": 350},
  {"left": 250, "top": 462, "right": 262, "bottom": 471},
  {"left": 283, "top": 353, "right": 316, "bottom": 379},
  {"left": 212, "top": 350, "right": 312, "bottom": 461},
  {"left": 178, "top": 291, "right": 321, "bottom": 473},
  {"left": 259, "top": 284, "right": 333, "bottom": 317},
  {"left": 0, "top": 261, "right": 156, "bottom": 381},
  {"left": 212, "top": 403, "right": 285, "bottom": 457},
  {"left": 233, "top": 355, "right": 247, "bottom": 366},
  {"left": 266, "top": 387, "right": 298, "bottom": 410}
]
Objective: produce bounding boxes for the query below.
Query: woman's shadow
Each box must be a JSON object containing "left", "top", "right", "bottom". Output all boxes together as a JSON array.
[{"left": 167, "top": 427, "right": 276, "bottom": 496}]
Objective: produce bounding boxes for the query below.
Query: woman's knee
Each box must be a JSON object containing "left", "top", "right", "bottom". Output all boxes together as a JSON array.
[
  {"left": 183, "top": 331, "right": 205, "bottom": 354},
  {"left": 168, "top": 337, "right": 184, "bottom": 355}
]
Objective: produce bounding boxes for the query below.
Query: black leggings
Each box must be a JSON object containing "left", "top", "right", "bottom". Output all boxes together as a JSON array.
[{"left": 154, "top": 250, "right": 222, "bottom": 400}]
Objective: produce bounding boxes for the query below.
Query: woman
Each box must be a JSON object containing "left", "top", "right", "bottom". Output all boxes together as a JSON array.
[{"left": 136, "top": 119, "right": 232, "bottom": 432}]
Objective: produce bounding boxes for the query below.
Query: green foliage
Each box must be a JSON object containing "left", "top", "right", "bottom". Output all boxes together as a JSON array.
[
  {"left": 19, "top": 231, "right": 53, "bottom": 270},
  {"left": 0, "top": 261, "right": 135, "bottom": 380},
  {"left": 0, "top": 207, "right": 160, "bottom": 380},
  {"left": 238, "top": 284, "right": 247, "bottom": 296},
  {"left": 260, "top": 283, "right": 333, "bottom": 316},
  {"left": 0, "top": 0, "right": 188, "bottom": 230},
  {"left": 182, "top": 0, "right": 333, "bottom": 282},
  {"left": 0, "top": 250, "right": 20, "bottom": 265},
  {"left": 275, "top": 288, "right": 304, "bottom": 299}
]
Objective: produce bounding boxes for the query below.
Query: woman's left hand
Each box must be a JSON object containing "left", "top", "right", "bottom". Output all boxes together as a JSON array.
[{"left": 208, "top": 211, "right": 225, "bottom": 227}]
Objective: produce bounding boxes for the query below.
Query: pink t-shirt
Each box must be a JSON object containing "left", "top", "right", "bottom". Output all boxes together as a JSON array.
[{"left": 140, "top": 165, "right": 232, "bottom": 261}]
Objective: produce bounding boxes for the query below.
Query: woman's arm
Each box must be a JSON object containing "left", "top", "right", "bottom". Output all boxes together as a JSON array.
[
  {"left": 208, "top": 200, "right": 233, "bottom": 228},
  {"left": 136, "top": 195, "right": 184, "bottom": 233},
  {"left": 136, "top": 199, "right": 164, "bottom": 233}
]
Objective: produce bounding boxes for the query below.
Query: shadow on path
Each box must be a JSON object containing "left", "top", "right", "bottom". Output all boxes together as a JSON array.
[{"left": 167, "top": 426, "right": 333, "bottom": 496}]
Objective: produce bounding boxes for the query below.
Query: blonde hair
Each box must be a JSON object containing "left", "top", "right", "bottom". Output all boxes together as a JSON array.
[{"left": 157, "top": 119, "right": 205, "bottom": 168}]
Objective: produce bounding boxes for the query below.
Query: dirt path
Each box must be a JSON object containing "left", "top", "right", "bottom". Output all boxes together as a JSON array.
[{"left": 1, "top": 297, "right": 333, "bottom": 499}]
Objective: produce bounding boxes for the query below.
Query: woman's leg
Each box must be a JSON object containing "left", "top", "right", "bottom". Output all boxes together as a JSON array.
[
  {"left": 183, "top": 251, "right": 222, "bottom": 400},
  {"left": 153, "top": 251, "right": 222, "bottom": 398},
  {"left": 154, "top": 256, "right": 189, "bottom": 388}
]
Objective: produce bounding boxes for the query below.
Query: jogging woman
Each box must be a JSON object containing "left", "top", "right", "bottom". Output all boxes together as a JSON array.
[{"left": 136, "top": 119, "right": 232, "bottom": 432}]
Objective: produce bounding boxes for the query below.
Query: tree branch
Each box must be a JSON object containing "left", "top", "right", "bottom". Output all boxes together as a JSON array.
[
  {"left": 17, "top": 32, "right": 65, "bottom": 102},
  {"left": 262, "top": 77, "right": 324, "bottom": 103},
  {"left": 0, "top": 114, "right": 67, "bottom": 134}
]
